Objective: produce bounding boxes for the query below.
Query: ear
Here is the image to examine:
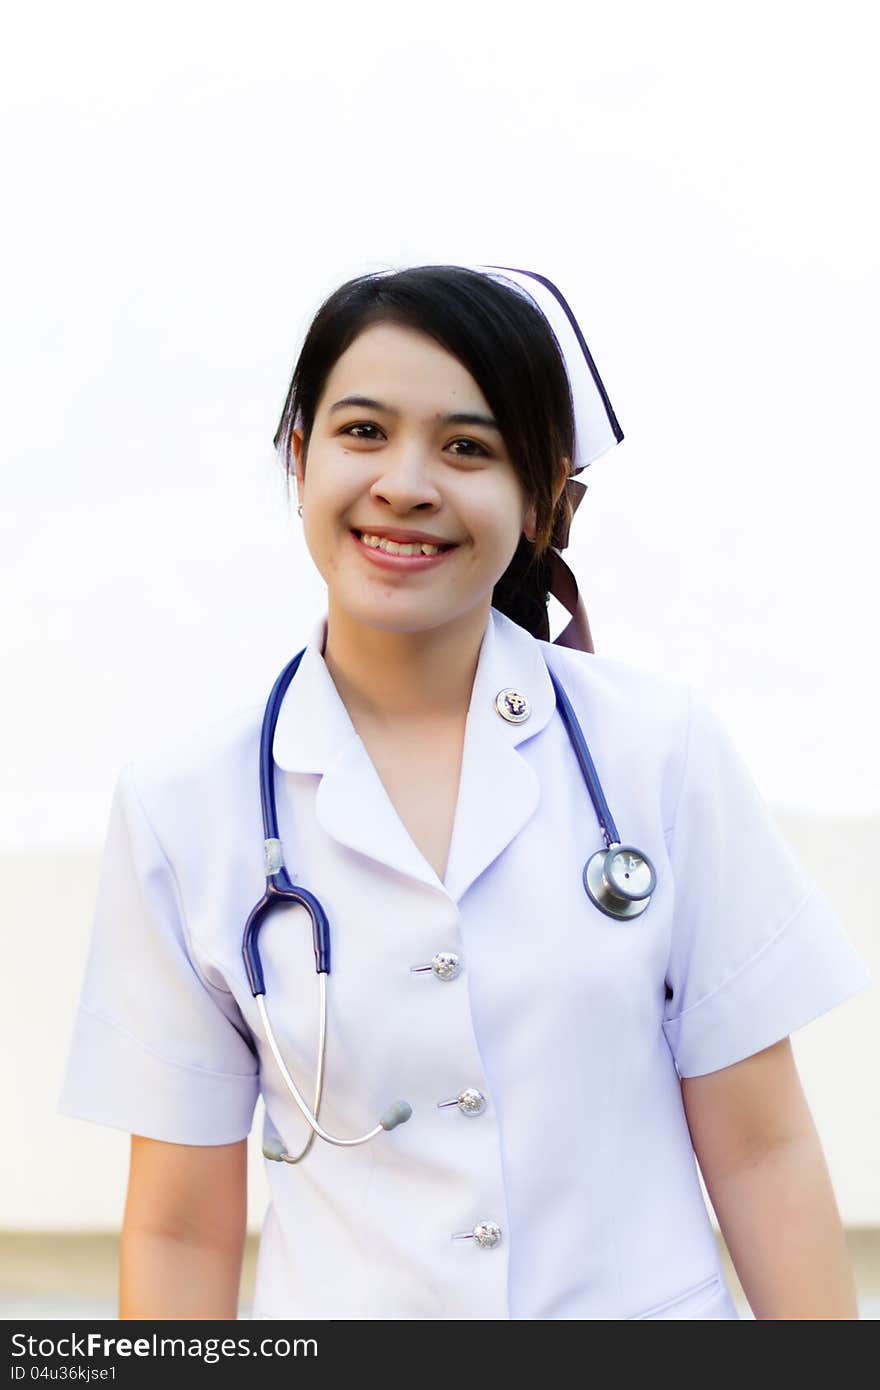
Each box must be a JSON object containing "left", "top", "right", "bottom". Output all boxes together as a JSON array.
[
  {"left": 522, "top": 498, "right": 538, "bottom": 544},
  {"left": 292, "top": 429, "right": 306, "bottom": 494},
  {"left": 522, "top": 459, "right": 570, "bottom": 543}
]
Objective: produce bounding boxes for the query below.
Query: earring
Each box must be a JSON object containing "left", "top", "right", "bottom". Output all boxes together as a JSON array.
[{"left": 297, "top": 502, "right": 303, "bottom": 517}]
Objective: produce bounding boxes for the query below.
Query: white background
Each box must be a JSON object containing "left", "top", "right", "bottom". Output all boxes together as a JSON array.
[{"left": 1, "top": 0, "right": 877, "bottom": 1230}]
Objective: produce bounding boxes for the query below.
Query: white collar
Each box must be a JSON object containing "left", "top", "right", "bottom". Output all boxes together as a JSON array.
[{"left": 270, "top": 605, "right": 559, "bottom": 902}]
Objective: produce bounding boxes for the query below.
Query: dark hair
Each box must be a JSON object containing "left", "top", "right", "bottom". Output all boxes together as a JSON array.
[{"left": 273, "top": 264, "right": 576, "bottom": 640}]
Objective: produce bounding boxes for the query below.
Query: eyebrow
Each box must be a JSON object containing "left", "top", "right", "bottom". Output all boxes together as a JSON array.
[{"left": 327, "top": 394, "right": 501, "bottom": 433}]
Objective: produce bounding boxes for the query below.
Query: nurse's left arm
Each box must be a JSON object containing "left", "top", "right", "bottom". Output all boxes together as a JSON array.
[{"left": 680, "top": 1038, "right": 860, "bottom": 1319}]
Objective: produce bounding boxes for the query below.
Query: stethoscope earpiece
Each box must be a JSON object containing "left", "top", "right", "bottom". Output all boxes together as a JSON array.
[
  {"left": 583, "top": 843, "right": 656, "bottom": 921},
  {"left": 263, "top": 1136, "right": 291, "bottom": 1162}
]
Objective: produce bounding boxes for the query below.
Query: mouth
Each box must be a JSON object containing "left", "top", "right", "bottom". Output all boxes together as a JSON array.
[{"left": 349, "top": 528, "right": 460, "bottom": 571}]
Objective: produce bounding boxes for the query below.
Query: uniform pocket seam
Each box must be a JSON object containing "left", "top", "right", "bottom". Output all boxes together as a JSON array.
[{"left": 626, "top": 1273, "right": 721, "bottom": 1319}]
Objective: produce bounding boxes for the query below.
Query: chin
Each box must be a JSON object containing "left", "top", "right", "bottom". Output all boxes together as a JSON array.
[{"left": 331, "top": 591, "right": 463, "bottom": 634}]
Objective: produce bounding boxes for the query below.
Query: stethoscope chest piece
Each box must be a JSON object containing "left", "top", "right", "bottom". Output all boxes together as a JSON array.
[{"left": 583, "top": 843, "right": 656, "bottom": 921}]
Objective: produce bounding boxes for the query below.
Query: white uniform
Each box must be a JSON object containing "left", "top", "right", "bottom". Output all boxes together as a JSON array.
[{"left": 57, "top": 604, "right": 872, "bottom": 1320}]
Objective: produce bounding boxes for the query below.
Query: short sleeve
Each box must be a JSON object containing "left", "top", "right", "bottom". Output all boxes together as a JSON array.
[
  {"left": 57, "top": 763, "right": 260, "bottom": 1143},
  {"left": 661, "top": 689, "right": 873, "bottom": 1078}
]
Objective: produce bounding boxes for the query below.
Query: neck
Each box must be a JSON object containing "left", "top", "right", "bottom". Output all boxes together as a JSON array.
[{"left": 321, "top": 598, "right": 491, "bottom": 725}]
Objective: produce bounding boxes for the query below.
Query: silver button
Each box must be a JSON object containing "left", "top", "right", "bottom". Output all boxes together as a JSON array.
[
  {"left": 495, "top": 688, "right": 530, "bottom": 722},
  {"left": 451, "top": 1220, "right": 503, "bottom": 1248},
  {"left": 410, "top": 951, "right": 462, "bottom": 981},
  {"left": 437, "top": 1087, "right": 487, "bottom": 1116}
]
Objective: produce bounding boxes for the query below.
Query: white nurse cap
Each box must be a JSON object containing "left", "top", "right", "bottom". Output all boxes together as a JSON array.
[{"left": 465, "top": 263, "right": 625, "bottom": 653}]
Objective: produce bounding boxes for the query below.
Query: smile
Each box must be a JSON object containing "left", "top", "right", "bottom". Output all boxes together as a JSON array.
[{"left": 350, "top": 529, "right": 459, "bottom": 571}]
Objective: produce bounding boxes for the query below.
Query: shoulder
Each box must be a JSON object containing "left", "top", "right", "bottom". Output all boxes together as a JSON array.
[
  {"left": 117, "top": 700, "right": 265, "bottom": 842},
  {"left": 534, "top": 639, "right": 694, "bottom": 827},
  {"left": 537, "top": 636, "right": 691, "bottom": 742}
]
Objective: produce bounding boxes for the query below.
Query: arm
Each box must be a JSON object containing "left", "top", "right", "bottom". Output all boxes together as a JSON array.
[
  {"left": 681, "top": 1037, "right": 859, "bottom": 1319},
  {"left": 119, "top": 1134, "right": 248, "bottom": 1320}
]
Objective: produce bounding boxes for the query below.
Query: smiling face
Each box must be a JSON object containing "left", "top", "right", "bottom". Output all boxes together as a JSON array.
[{"left": 291, "top": 321, "right": 538, "bottom": 636}]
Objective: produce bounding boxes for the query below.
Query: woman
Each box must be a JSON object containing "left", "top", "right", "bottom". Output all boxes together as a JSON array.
[{"left": 58, "top": 263, "right": 872, "bottom": 1320}]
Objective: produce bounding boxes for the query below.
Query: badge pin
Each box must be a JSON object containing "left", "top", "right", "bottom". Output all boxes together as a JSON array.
[{"left": 495, "top": 688, "right": 531, "bottom": 722}]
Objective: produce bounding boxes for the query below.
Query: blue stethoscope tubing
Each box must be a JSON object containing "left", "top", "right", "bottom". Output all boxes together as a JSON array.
[{"left": 244, "top": 645, "right": 657, "bottom": 1164}]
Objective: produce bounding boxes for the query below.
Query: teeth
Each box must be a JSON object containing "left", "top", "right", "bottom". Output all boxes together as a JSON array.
[{"left": 359, "top": 532, "right": 444, "bottom": 556}]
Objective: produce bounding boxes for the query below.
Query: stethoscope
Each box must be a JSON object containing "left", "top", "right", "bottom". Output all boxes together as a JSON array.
[{"left": 243, "top": 646, "right": 657, "bottom": 1165}]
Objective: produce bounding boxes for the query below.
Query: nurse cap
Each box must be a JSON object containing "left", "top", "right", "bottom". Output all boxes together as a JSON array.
[{"left": 466, "top": 264, "right": 624, "bottom": 654}]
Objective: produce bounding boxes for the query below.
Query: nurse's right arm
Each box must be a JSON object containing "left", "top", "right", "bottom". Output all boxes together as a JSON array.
[{"left": 119, "top": 1135, "right": 248, "bottom": 1320}]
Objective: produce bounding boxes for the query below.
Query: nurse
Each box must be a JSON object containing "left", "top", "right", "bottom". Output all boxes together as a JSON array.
[{"left": 58, "top": 262, "right": 872, "bottom": 1321}]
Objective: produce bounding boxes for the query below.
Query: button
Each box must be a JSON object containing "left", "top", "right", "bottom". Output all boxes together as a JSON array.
[
  {"left": 409, "top": 951, "right": 462, "bottom": 981},
  {"left": 451, "top": 1220, "right": 503, "bottom": 1248},
  {"left": 458, "top": 1087, "right": 487, "bottom": 1115},
  {"left": 495, "top": 688, "right": 530, "bottom": 723},
  {"left": 437, "top": 1087, "right": 487, "bottom": 1116}
]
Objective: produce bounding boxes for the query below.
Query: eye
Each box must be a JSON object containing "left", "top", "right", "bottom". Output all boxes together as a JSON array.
[
  {"left": 340, "top": 422, "right": 383, "bottom": 440},
  {"left": 338, "top": 423, "right": 490, "bottom": 457},
  {"left": 447, "top": 438, "right": 489, "bottom": 457}
]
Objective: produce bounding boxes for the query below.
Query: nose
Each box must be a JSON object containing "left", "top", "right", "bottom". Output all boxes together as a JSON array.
[{"left": 367, "top": 442, "right": 443, "bottom": 513}]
